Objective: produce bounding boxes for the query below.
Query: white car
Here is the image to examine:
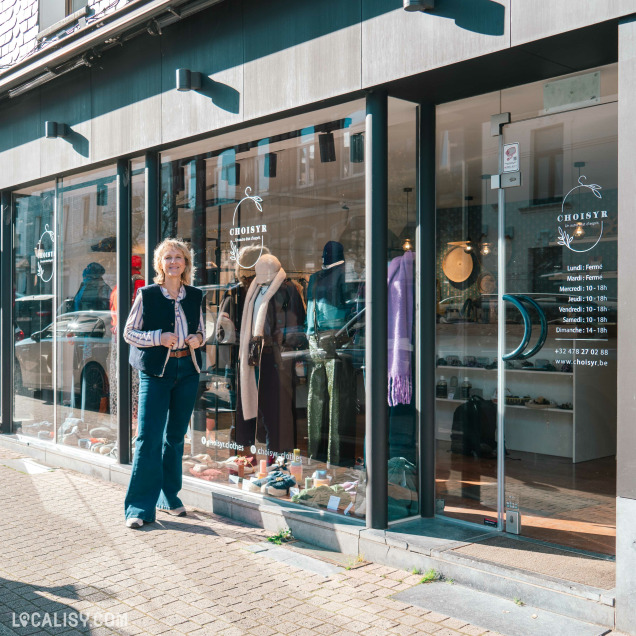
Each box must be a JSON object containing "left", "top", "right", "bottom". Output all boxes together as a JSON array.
[{"left": 15, "top": 311, "right": 113, "bottom": 412}]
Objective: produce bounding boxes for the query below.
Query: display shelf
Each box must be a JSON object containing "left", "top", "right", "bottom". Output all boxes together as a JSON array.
[
  {"left": 436, "top": 365, "right": 572, "bottom": 376},
  {"left": 505, "top": 404, "right": 573, "bottom": 414},
  {"left": 435, "top": 397, "right": 572, "bottom": 414}
]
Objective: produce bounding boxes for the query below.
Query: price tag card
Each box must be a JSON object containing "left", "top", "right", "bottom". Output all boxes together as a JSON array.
[
  {"left": 344, "top": 502, "right": 354, "bottom": 516},
  {"left": 228, "top": 475, "right": 240, "bottom": 484},
  {"left": 327, "top": 495, "right": 341, "bottom": 511},
  {"left": 448, "top": 392, "right": 455, "bottom": 400},
  {"left": 289, "top": 487, "right": 300, "bottom": 497}
]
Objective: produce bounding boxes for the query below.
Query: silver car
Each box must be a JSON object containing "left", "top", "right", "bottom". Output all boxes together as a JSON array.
[{"left": 15, "top": 311, "right": 113, "bottom": 412}]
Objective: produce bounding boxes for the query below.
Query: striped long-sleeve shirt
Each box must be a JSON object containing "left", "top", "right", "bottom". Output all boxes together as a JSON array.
[{"left": 124, "top": 285, "right": 205, "bottom": 351}]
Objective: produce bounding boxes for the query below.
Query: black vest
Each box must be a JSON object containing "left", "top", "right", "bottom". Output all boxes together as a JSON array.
[{"left": 129, "top": 284, "right": 203, "bottom": 376}]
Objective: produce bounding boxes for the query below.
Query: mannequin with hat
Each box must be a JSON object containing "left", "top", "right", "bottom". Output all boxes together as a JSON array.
[
  {"left": 306, "top": 241, "right": 357, "bottom": 467},
  {"left": 236, "top": 254, "right": 306, "bottom": 457}
]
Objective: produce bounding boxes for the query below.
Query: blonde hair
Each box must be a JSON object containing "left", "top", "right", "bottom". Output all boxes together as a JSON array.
[{"left": 153, "top": 238, "right": 195, "bottom": 285}]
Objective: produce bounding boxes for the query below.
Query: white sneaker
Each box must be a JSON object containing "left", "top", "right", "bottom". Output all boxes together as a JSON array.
[
  {"left": 126, "top": 518, "right": 144, "bottom": 529},
  {"left": 159, "top": 506, "right": 187, "bottom": 517}
]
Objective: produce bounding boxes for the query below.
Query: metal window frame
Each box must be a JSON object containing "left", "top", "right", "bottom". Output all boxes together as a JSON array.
[
  {"left": 365, "top": 90, "right": 389, "bottom": 529},
  {"left": 117, "top": 159, "right": 133, "bottom": 464},
  {"left": 0, "top": 191, "right": 12, "bottom": 434}
]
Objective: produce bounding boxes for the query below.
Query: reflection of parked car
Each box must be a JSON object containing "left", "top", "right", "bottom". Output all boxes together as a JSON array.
[
  {"left": 14, "top": 311, "right": 112, "bottom": 412},
  {"left": 15, "top": 294, "right": 53, "bottom": 338}
]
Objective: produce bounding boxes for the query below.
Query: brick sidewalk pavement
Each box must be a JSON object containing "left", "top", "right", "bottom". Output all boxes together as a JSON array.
[{"left": 0, "top": 446, "right": 498, "bottom": 636}]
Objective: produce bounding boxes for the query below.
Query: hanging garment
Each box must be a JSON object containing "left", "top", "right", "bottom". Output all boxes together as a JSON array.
[
  {"left": 306, "top": 261, "right": 357, "bottom": 466},
  {"left": 236, "top": 272, "right": 306, "bottom": 454},
  {"left": 387, "top": 251, "right": 415, "bottom": 406}
]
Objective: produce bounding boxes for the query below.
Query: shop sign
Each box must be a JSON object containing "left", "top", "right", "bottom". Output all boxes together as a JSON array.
[
  {"left": 503, "top": 142, "right": 519, "bottom": 173},
  {"left": 554, "top": 175, "right": 613, "bottom": 368},
  {"left": 556, "top": 176, "right": 605, "bottom": 253},
  {"left": 229, "top": 187, "right": 267, "bottom": 268},
  {"left": 34, "top": 224, "right": 55, "bottom": 283}
]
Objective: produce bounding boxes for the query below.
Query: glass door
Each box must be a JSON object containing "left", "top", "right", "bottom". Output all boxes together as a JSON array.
[{"left": 499, "top": 102, "right": 617, "bottom": 554}]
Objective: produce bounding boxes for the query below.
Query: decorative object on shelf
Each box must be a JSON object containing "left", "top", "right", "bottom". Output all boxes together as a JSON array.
[
  {"left": 478, "top": 272, "right": 496, "bottom": 294},
  {"left": 436, "top": 376, "right": 448, "bottom": 398},
  {"left": 464, "top": 355, "right": 478, "bottom": 367},
  {"left": 442, "top": 245, "right": 478, "bottom": 288},
  {"left": 289, "top": 449, "right": 303, "bottom": 483},
  {"left": 267, "top": 473, "right": 297, "bottom": 497},
  {"left": 525, "top": 397, "right": 557, "bottom": 409},
  {"left": 460, "top": 377, "right": 472, "bottom": 399},
  {"left": 223, "top": 455, "right": 255, "bottom": 475}
]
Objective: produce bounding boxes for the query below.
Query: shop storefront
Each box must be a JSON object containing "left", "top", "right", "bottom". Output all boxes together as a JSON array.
[
  {"left": 0, "top": 1, "right": 634, "bottom": 630},
  {"left": 7, "top": 96, "right": 421, "bottom": 526}
]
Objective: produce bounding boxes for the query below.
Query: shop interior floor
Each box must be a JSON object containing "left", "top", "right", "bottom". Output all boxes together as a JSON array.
[{"left": 436, "top": 443, "right": 616, "bottom": 555}]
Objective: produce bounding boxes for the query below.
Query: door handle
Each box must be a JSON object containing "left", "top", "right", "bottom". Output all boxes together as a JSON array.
[
  {"left": 501, "top": 294, "right": 548, "bottom": 361},
  {"left": 502, "top": 294, "right": 531, "bottom": 361},
  {"left": 515, "top": 295, "right": 547, "bottom": 360}
]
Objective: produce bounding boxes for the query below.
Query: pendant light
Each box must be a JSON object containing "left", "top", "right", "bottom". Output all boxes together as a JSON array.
[{"left": 402, "top": 187, "right": 413, "bottom": 251}]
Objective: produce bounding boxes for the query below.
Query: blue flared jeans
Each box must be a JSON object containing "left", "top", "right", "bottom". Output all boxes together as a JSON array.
[{"left": 124, "top": 356, "right": 199, "bottom": 521}]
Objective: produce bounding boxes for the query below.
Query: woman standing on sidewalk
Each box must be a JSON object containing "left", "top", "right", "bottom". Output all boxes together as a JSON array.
[{"left": 123, "top": 238, "right": 205, "bottom": 529}]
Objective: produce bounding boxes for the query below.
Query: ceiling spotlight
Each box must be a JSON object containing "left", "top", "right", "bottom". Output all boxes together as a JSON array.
[
  {"left": 574, "top": 223, "right": 585, "bottom": 238},
  {"left": 44, "top": 121, "right": 69, "bottom": 138},
  {"left": 176, "top": 68, "right": 202, "bottom": 92},
  {"left": 480, "top": 242, "right": 491, "bottom": 256}
]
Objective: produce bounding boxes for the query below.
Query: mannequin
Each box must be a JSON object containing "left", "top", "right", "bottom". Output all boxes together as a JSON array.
[
  {"left": 306, "top": 241, "right": 357, "bottom": 466},
  {"left": 236, "top": 254, "right": 306, "bottom": 458}
]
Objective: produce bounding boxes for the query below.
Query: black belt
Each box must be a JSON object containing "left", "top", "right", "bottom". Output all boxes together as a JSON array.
[{"left": 169, "top": 348, "right": 190, "bottom": 358}]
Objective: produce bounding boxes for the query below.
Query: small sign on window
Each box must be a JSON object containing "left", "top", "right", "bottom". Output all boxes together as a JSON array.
[{"left": 503, "top": 143, "right": 519, "bottom": 173}]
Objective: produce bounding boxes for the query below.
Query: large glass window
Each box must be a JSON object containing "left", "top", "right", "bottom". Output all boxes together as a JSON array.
[
  {"left": 55, "top": 167, "right": 117, "bottom": 453},
  {"left": 161, "top": 101, "right": 369, "bottom": 518},
  {"left": 387, "top": 97, "right": 419, "bottom": 521},
  {"left": 435, "top": 64, "right": 617, "bottom": 555},
  {"left": 13, "top": 182, "right": 56, "bottom": 440}
]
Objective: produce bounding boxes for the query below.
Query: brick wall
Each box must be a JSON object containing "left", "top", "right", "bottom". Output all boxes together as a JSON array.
[{"left": 0, "top": 0, "right": 131, "bottom": 73}]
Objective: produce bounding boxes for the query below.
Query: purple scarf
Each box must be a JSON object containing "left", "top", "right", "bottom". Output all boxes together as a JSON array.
[{"left": 388, "top": 251, "right": 414, "bottom": 407}]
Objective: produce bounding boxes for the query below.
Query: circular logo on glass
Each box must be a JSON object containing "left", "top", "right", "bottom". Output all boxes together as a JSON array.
[
  {"left": 34, "top": 224, "right": 55, "bottom": 283},
  {"left": 556, "top": 176, "right": 607, "bottom": 253},
  {"left": 228, "top": 187, "right": 267, "bottom": 268}
]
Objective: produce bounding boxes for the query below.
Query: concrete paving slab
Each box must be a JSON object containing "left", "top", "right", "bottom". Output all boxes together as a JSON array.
[
  {"left": 395, "top": 580, "right": 612, "bottom": 636},
  {"left": 245, "top": 543, "right": 345, "bottom": 577},
  {"left": 0, "top": 458, "right": 56, "bottom": 475}
]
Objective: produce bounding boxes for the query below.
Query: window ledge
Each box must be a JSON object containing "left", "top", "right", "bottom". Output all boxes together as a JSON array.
[{"left": 37, "top": 5, "right": 90, "bottom": 42}]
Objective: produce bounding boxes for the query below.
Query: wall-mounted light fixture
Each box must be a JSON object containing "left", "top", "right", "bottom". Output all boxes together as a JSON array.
[
  {"left": 403, "top": 0, "right": 434, "bottom": 11},
  {"left": 350, "top": 132, "right": 364, "bottom": 163},
  {"left": 176, "top": 68, "right": 202, "bottom": 92},
  {"left": 319, "top": 132, "right": 336, "bottom": 163},
  {"left": 44, "top": 121, "right": 69, "bottom": 138}
]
